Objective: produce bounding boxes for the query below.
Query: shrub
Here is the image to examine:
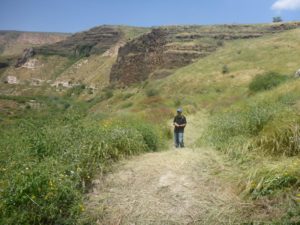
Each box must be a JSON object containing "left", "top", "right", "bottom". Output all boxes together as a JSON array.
[
  {"left": 174, "top": 98, "right": 181, "bottom": 107},
  {"left": 122, "top": 93, "right": 134, "bottom": 100},
  {"left": 249, "top": 72, "right": 289, "bottom": 92},
  {"left": 108, "top": 117, "right": 161, "bottom": 151},
  {"left": 72, "top": 84, "right": 86, "bottom": 95},
  {"left": 222, "top": 65, "right": 229, "bottom": 74},
  {"left": 104, "top": 89, "right": 113, "bottom": 99},
  {"left": 120, "top": 102, "right": 133, "bottom": 109},
  {"left": 243, "top": 161, "right": 300, "bottom": 199},
  {"left": 217, "top": 39, "right": 224, "bottom": 47},
  {"left": 132, "top": 123, "right": 160, "bottom": 151},
  {"left": 145, "top": 88, "right": 159, "bottom": 97},
  {"left": 250, "top": 173, "right": 297, "bottom": 198}
]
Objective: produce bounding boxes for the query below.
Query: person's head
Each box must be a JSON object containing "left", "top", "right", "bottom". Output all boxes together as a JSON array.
[{"left": 177, "top": 108, "right": 183, "bottom": 115}]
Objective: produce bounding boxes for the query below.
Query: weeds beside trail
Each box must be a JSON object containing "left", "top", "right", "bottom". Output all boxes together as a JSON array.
[
  {"left": 82, "top": 112, "right": 274, "bottom": 225},
  {"left": 0, "top": 100, "right": 163, "bottom": 225}
]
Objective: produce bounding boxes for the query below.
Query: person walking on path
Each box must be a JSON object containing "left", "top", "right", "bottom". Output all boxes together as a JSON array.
[{"left": 173, "top": 108, "right": 187, "bottom": 148}]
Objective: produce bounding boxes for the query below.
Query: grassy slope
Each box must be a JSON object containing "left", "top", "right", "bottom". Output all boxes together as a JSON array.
[
  {"left": 0, "top": 26, "right": 150, "bottom": 97},
  {"left": 157, "top": 28, "right": 300, "bottom": 108},
  {"left": 2, "top": 26, "right": 300, "bottom": 223},
  {"left": 93, "top": 28, "right": 300, "bottom": 117},
  {"left": 88, "top": 28, "right": 300, "bottom": 223}
]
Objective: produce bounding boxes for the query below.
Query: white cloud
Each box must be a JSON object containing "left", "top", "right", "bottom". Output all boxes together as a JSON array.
[{"left": 272, "top": 0, "right": 300, "bottom": 11}]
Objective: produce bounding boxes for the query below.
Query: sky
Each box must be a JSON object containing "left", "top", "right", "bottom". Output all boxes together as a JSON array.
[{"left": 1, "top": 0, "right": 300, "bottom": 33}]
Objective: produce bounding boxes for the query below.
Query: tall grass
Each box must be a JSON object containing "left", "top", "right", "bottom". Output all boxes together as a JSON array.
[
  {"left": 199, "top": 78, "right": 300, "bottom": 213},
  {"left": 0, "top": 102, "right": 162, "bottom": 224},
  {"left": 201, "top": 99, "right": 284, "bottom": 152},
  {"left": 201, "top": 77, "right": 300, "bottom": 158},
  {"left": 249, "top": 72, "right": 289, "bottom": 92}
]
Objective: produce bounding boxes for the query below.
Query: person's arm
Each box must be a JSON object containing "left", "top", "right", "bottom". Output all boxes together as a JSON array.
[
  {"left": 173, "top": 117, "right": 179, "bottom": 127},
  {"left": 180, "top": 117, "right": 187, "bottom": 127}
]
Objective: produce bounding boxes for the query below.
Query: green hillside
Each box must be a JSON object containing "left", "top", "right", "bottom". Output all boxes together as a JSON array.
[
  {"left": 92, "top": 28, "right": 300, "bottom": 116},
  {"left": 1, "top": 24, "right": 300, "bottom": 224},
  {"left": 86, "top": 27, "right": 300, "bottom": 223}
]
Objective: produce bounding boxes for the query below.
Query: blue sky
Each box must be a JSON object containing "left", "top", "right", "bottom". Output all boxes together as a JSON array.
[{"left": 1, "top": 0, "right": 300, "bottom": 33}]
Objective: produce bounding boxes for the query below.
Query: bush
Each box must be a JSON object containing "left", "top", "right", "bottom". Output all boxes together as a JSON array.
[
  {"left": 66, "top": 84, "right": 86, "bottom": 97},
  {"left": 104, "top": 89, "right": 113, "bottom": 99},
  {"left": 249, "top": 172, "right": 298, "bottom": 198},
  {"left": 217, "top": 40, "right": 224, "bottom": 47},
  {"left": 107, "top": 117, "right": 161, "bottom": 151},
  {"left": 174, "top": 98, "right": 181, "bottom": 107},
  {"left": 133, "top": 123, "right": 160, "bottom": 151},
  {"left": 243, "top": 160, "right": 300, "bottom": 199},
  {"left": 122, "top": 93, "right": 134, "bottom": 100},
  {"left": 249, "top": 72, "right": 289, "bottom": 92},
  {"left": 222, "top": 65, "right": 229, "bottom": 74},
  {"left": 120, "top": 102, "right": 133, "bottom": 108},
  {"left": 145, "top": 88, "right": 159, "bottom": 97}
]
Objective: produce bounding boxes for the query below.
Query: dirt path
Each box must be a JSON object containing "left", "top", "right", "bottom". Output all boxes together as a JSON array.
[{"left": 84, "top": 113, "right": 252, "bottom": 225}]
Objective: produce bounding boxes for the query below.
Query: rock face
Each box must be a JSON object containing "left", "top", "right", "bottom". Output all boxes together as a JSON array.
[
  {"left": 110, "top": 28, "right": 222, "bottom": 85},
  {"left": 0, "top": 62, "right": 9, "bottom": 69},
  {"left": 15, "top": 48, "right": 35, "bottom": 67},
  {"left": 110, "top": 29, "right": 167, "bottom": 84},
  {"left": 35, "top": 26, "right": 122, "bottom": 57},
  {"left": 22, "top": 59, "right": 42, "bottom": 69},
  {"left": 110, "top": 23, "right": 300, "bottom": 85},
  {"left": 14, "top": 26, "right": 123, "bottom": 68}
]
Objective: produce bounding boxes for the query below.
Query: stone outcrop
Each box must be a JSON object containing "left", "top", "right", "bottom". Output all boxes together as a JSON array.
[
  {"left": 15, "top": 48, "right": 35, "bottom": 67},
  {"left": 35, "top": 26, "right": 122, "bottom": 57},
  {"left": 5, "top": 75, "right": 18, "bottom": 84},
  {"left": 110, "top": 23, "right": 300, "bottom": 85},
  {"left": 21, "top": 58, "right": 42, "bottom": 69},
  {"left": 110, "top": 29, "right": 167, "bottom": 84},
  {"left": 0, "top": 62, "right": 8, "bottom": 69}
]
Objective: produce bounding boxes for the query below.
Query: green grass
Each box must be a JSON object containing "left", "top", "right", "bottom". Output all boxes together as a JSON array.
[
  {"left": 2, "top": 25, "right": 300, "bottom": 224},
  {"left": 249, "top": 72, "right": 289, "bottom": 92},
  {"left": 196, "top": 77, "right": 300, "bottom": 223},
  {"left": 200, "top": 77, "right": 300, "bottom": 155},
  {"left": 0, "top": 96, "right": 162, "bottom": 225}
]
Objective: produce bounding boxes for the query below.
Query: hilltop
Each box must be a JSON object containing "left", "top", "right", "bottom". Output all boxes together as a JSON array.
[
  {"left": 1, "top": 22, "right": 300, "bottom": 96},
  {"left": 0, "top": 30, "right": 69, "bottom": 57}
]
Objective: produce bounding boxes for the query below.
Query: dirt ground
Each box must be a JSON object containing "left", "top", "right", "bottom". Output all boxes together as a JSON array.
[{"left": 83, "top": 113, "right": 255, "bottom": 225}]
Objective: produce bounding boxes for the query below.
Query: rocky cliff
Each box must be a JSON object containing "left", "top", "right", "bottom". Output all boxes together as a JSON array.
[
  {"left": 34, "top": 26, "right": 123, "bottom": 57},
  {"left": 110, "top": 22, "right": 300, "bottom": 85}
]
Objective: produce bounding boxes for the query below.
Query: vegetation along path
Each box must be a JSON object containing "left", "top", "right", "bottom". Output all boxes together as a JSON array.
[{"left": 84, "top": 113, "right": 258, "bottom": 225}]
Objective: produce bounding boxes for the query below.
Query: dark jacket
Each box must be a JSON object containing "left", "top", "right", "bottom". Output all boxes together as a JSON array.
[{"left": 173, "top": 115, "right": 187, "bottom": 133}]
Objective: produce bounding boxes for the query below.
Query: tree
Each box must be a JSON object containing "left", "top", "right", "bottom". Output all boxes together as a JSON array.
[{"left": 273, "top": 16, "right": 283, "bottom": 23}]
